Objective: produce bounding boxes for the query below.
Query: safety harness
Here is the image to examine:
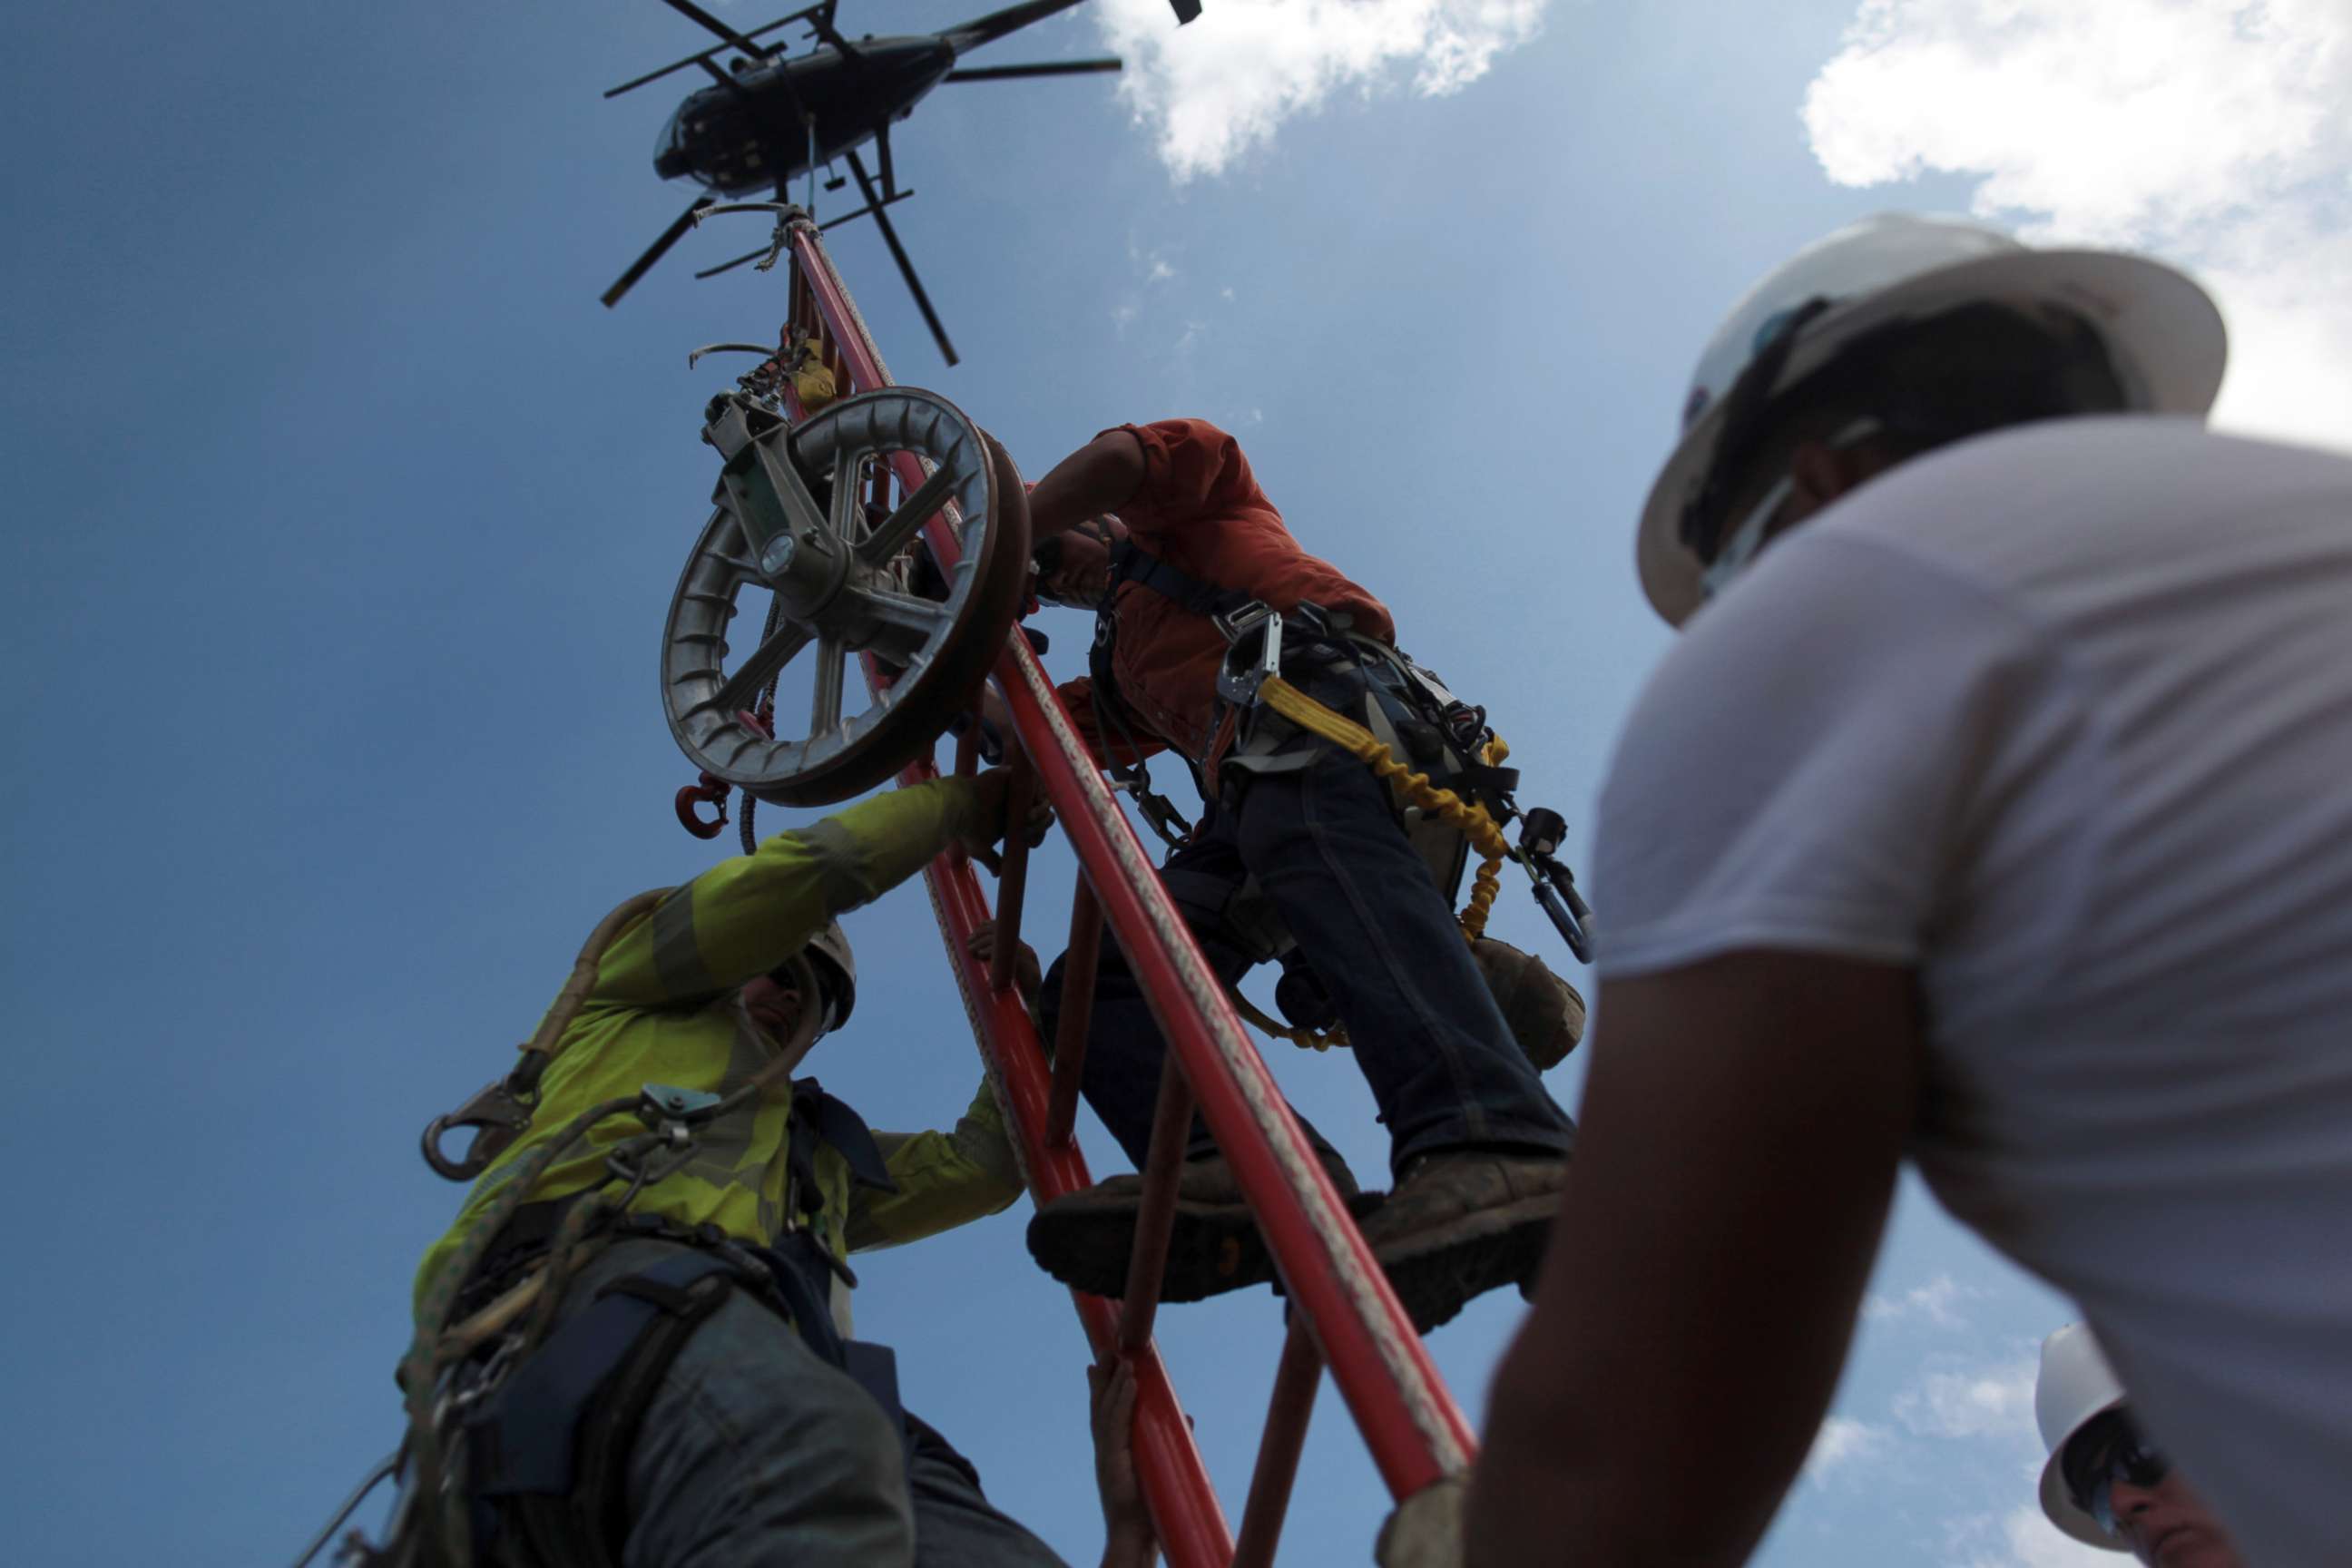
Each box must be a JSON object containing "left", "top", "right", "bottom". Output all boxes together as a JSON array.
[
  {"left": 317, "top": 933, "right": 907, "bottom": 1568},
  {"left": 1080, "top": 531, "right": 1242, "bottom": 848},
  {"left": 1076, "top": 533, "right": 1563, "bottom": 1050}
]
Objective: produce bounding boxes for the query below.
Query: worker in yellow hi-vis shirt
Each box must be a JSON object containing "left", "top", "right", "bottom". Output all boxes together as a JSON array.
[{"left": 402, "top": 769, "right": 1075, "bottom": 1568}]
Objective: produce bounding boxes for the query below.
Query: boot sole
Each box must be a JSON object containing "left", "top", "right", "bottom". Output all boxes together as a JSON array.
[
  {"left": 1028, "top": 1191, "right": 1386, "bottom": 1304},
  {"left": 1364, "top": 1190, "right": 1559, "bottom": 1334}
]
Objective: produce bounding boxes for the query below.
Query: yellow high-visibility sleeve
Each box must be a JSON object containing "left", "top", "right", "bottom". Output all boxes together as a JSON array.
[
  {"left": 843, "top": 1077, "right": 1024, "bottom": 1252},
  {"left": 590, "top": 778, "right": 982, "bottom": 1006}
]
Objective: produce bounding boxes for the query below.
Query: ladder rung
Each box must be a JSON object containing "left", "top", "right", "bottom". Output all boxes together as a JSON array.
[
  {"left": 986, "top": 756, "right": 1036, "bottom": 991},
  {"left": 1118, "top": 1051, "right": 1196, "bottom": 1356},
  {"left": 1047, "top": 880, "right": 1102, "bottom": 1147},
  {"left": 1232, "top": 1314, "right": 1325, "bottom": 1568}
]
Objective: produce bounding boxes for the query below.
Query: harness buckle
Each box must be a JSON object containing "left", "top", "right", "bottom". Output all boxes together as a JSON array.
[
  {"left": 1210, "top": 599, "right": 1277, "bottom": 646},
  {"left": 1215, "top": 603, "right": 1283, "bottom": 708},
  {"left": 637, "top": 1083, "right": 725, "bottom": 1144}
]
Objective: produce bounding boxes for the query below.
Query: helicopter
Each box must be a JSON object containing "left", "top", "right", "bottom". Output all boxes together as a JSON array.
[{"left": 602, "top": 0, "right": 1200, "bottom": 364}]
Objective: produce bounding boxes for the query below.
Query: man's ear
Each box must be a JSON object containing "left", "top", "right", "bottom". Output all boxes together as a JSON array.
[
  {"left": 1786, "top": 438, "right": 1847, "bottom": 518},
  {"left": 1789, "top": 435, "right": 1903, "bottom": 522}
]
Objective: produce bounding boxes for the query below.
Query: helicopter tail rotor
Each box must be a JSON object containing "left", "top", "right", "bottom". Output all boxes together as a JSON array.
[{"left": 603, "top": 197, "right": 718, "bottom": 308}]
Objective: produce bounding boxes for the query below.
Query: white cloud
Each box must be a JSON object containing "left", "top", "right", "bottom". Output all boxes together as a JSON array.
[
  {"left": 1866, "top": 1271, "right": 1981, "bottom": 1328},
  {"left": 1895, "top": 1357, "right": 2038, "bottom": 1442},
  {"left": 1803, "top": 1415, "right": 1896, "bottom": 1483},
  {"left": 1094, "top": 0, "right": 1550, "bottom": 180},
  {"left": 1947, "top": 1504, "right": 2118, "bottom": 1568},
  {"left": 1801, "top": 0, "right": 2352, "bottom": 450}
]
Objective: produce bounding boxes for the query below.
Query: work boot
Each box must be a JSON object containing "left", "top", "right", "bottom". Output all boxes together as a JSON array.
[
  {"left": 1026, "top": 1153, "right": 1381, "bottom": 1303},
  {"left": 1357, "top": 1149, "right": 1567, "bottom": 1333}
]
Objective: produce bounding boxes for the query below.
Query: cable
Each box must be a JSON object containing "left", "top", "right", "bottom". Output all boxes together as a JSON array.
[{"left": 288, "top": 1446, "right": 402, "bottom": 1568}]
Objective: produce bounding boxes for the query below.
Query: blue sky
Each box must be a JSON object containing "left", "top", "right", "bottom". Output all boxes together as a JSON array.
[{"left": 4, "top": 1, "right": 2342, "bottom": 1563}]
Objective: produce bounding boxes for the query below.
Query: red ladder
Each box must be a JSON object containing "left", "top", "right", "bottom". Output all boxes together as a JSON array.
[{"left": 779, "top": 213, "right": 1475, "bottom": 1566}]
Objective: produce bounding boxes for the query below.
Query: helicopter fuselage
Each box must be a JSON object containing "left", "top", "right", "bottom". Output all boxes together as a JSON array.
[{"left": 654, "top": 36, "right": 955, "bottom": 195}]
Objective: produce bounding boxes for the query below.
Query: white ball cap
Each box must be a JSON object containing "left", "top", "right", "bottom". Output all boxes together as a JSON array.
[
  {"left": 1636, "top": 212, "right": 2229, "bottom": 626},
  {"left": 2035, "top": 1322, "right": 2132, "bottom": 1550}
]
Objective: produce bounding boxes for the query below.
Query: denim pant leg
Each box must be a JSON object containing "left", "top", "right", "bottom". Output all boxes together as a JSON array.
[
  {"left": 508, "top": 1240, "right": 917, "bottom": 1568},
  {"left": 1232, "top": 748, "right": 1576, "bottom": 1173},
  {"left": 905, "top": 1414, "right": 1072, "bottom": 1568},
  {"left": 1036, "top": 812, "right": 1347, "bottom": 1172}
]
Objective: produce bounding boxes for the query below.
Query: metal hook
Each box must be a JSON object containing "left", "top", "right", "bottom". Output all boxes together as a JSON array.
[
  {"left": 691, "top": 200, "right": 806, "bottom": 275},
  {"left": 675, "top": 777, "right": 730, "bottom": 838},
  {"left": 421, "top": 1080, "right": 534, "bottom": 1181},
  {"left": 687, "top": 341, "right": 783, "bottom": 370}
]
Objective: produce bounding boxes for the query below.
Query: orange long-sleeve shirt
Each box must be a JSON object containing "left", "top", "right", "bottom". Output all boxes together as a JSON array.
[{"left": 1058, "top": 418, "right": 1394, "bottom": 782}]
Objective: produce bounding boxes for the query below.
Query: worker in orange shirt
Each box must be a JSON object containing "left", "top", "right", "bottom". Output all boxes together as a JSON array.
[{"left": 1012, "top": 417, "right": 1576, "bottom": 1332}]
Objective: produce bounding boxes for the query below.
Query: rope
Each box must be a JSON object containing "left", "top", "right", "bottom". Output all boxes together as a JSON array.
[
  {"left": 1238, "top": 677, "right": 1517, "bottom": 1051},
  {"left": 1231, "top": 986, "right": 1348, "bottom": 1054}
]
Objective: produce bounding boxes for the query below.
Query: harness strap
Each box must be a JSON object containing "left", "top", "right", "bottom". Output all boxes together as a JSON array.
[
  {"left": 782, "top": 1079, "right": 897, "bottom": 1264},
  {"left": 468, "top": 1231, "right": 913, "bottom": 1568},
  {"left": 469, "top": 1250, "right": 740, "bottom": 1503},
  {"left": 793, "top": 1080, "right": 896, "bottom": 1192},
  {"left": 1086, "top": 554, "right": 1200, "bottom": 847},
  {"left": 1107, "top": 537, "right": 1255, "bottom": 621}
]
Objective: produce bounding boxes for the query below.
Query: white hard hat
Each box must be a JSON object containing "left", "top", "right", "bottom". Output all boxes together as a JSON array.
[
  {"left": 1637, "top": 212, "right": 2228, "bottom": 626},
  {"left": 2035, "top": 1323, "right": 2132, "bottom": 1550},
  {"left": 791, "top": 919, "right": 858, "bottom": 1031}
]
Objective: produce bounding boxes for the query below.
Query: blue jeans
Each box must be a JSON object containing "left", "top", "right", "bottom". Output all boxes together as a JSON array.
[
  {"left": 1039, "top": 686, "right": 1574, "bottom": 1180},
  {"left": 491, "top": 1240, "right": 1069, "bottom": 1568}
]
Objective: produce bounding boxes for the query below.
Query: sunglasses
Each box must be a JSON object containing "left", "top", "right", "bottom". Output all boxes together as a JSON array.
[{"left": 2061, "top": 1409, "right": 2172, "bottom": 1536}]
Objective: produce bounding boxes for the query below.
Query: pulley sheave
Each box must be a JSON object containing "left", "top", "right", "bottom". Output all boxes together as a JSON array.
[{"left": 662, "top": 385, "right": 1029, "bottom": 805}]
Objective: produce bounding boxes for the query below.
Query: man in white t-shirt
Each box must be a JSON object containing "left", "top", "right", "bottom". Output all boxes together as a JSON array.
[{"left": 1463, "top": 214, "right": 2352, "bottom": 1568}]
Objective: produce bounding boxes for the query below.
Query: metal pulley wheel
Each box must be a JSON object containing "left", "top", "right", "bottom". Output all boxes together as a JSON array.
[{"left": 662, "top": 386, "right": 1031, "bottom": 806}]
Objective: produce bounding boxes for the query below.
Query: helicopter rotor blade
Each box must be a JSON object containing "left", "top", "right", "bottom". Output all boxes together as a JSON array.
[
  {"left": 843, "top": 149, "right": 957, "bottom": 367},
  {"left": 602, "top": 196, "right": 717, "bottom": 308},
  {"left": 659, "top": 0, "right": 776, "bottom": 59},
  {"left": 603, "top": 12, "right": 807, "bottom": 97},
  {"left": 693, "top": 246, "right": 776, "bottom": 280},
  {"left": 943, "top": 57, "right": 1122, "bottom": 81},
  {"left": 941, "top": 0, "right": 1092, "bottom": 56},
  {"left": 800, "top": 0, "right": 857, "bottom": 55}
]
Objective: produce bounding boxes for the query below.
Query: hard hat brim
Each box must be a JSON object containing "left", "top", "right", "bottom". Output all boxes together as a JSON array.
[{"left": 1636, "top": 248, "right": 2228, "bottom": 627}]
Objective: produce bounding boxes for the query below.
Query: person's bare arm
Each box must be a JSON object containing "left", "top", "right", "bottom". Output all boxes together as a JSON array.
[
  {"left": 1027, "top": 428, "right": 1146, "bottom": 542},
  {"left": 1465, "top": 951, "right": 1923, "bottom": 1568},
  {"left": 1090, "top": 1358, "right": 1160, "bottom": 1568}
]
